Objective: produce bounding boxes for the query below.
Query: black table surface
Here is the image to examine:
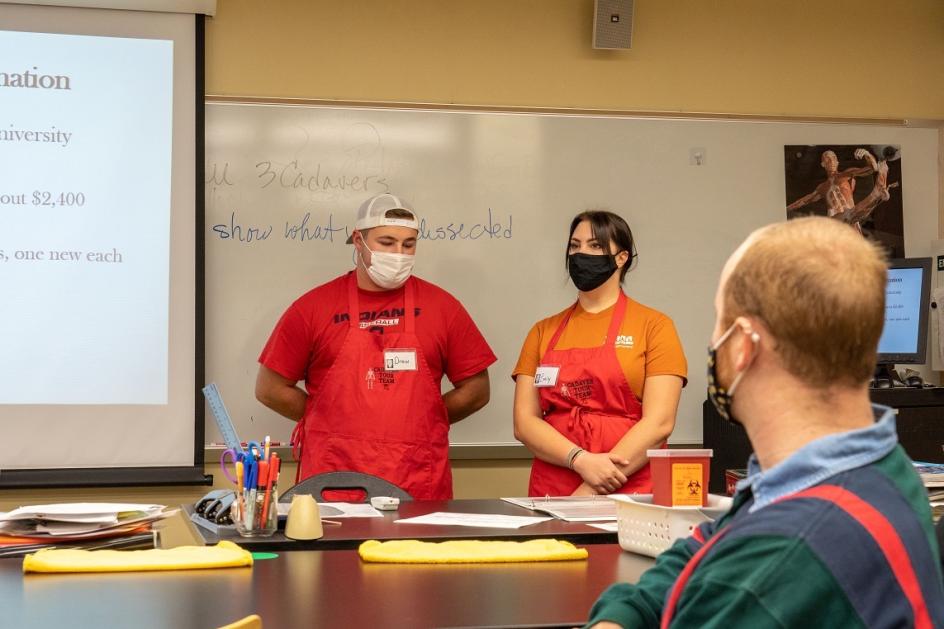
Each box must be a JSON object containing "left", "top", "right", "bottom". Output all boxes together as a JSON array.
[
  {"left": 2, "top": 543, "right": 653, "bottom": 629},
  {"left": 190, "top": 498, "right": 619, "bottom": 551}
]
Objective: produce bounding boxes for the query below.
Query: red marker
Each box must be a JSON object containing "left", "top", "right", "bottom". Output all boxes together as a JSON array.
[
  {"left": 251, "top": 461, "right": 268, "bottom": 529},
  {"left": 261, "top": 454, "right": 280, "bottom": 526}
]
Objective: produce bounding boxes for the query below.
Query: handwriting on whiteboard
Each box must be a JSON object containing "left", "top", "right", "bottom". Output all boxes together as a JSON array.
[
  {"left": 210, "top": 209, "right": 513, "bottom": 244},
  {"left": 205, "top": 159, "right": 389, "bottom": 200}
]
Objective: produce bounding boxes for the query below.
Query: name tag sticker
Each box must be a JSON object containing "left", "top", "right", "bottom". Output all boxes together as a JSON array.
[
  {"left": 533, "top": 365, "right": 560, "bottom": 388},
  {"left": 384, "top": 349, "right": 418, "bottom": 372}
]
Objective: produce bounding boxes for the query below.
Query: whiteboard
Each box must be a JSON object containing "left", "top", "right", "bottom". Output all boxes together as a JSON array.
[{"left": 204, "top": 102, "right": 939, "bottom": 448}]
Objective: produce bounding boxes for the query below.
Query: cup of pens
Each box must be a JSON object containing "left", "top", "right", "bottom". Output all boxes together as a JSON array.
[
  {"left": 226, "top": 438, "right": 282, "bottom": 538},
  {"left": 233, "top": 484, "right": 278, "bottom": 537}
]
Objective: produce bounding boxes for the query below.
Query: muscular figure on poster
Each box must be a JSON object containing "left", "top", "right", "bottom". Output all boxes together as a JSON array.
[{"left": 786, "top": 148, "right": 899, "bottom": 230}]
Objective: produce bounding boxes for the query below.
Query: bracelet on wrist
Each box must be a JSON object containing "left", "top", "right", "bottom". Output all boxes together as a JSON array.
[{"left": 566, "top": 446, "right": 585, "bottom": 470}]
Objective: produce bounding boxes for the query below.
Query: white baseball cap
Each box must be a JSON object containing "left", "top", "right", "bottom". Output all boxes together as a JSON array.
[{"left": 346, "top": 193, "right": 419, "bottom": 244}]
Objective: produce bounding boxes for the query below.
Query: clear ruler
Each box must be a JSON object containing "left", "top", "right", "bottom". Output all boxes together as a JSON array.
[{"left": 202, "top": 383, "right": 242, "bottom": 452}]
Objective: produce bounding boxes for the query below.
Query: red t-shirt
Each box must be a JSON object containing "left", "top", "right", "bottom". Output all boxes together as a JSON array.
[{"left": 259, "top": 272, "right": 497, "bottom": 397}]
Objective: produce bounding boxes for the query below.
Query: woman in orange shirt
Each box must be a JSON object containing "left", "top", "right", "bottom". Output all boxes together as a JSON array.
[{"left": 513, "top": 210, "right": 687, "bottom": 496}]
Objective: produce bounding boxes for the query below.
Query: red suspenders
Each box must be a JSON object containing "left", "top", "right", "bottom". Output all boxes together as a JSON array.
[{"left": 660, "top": 485, "right": 933, "bottom": 629}]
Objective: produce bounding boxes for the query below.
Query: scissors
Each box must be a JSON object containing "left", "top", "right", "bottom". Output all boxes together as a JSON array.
[
  {"left": 220, "top": 448, "right": 245, "bottom": 484},
  {"left": 219, "top": 441, "right": 264, "bottom": 484}
]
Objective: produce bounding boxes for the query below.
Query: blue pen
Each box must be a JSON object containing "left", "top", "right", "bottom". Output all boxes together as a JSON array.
[
  {"left": 241, "top": 459, "right": 250, "bottom": 521},
  {"left": 240, "top": 457, "right": 254, "bottom": 527},
  {"left": 246, "top": 464, "right": 259, "bottom": 528},
  {"left": 241, "top": 457, "right": 252, "bottom": 489}
]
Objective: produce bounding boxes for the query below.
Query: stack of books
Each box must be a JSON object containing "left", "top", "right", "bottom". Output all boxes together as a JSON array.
[{"left": 0, "top": 503, "right": 175, "bottom": 558}]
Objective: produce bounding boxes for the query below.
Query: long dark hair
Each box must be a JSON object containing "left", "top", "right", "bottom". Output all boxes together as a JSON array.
[{"left": 566, "top": 210, "right": 638, "bottom": 284}]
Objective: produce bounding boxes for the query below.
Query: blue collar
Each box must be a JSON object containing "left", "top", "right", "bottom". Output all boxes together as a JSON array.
[{"left": 734, "top": 404, "right": 898, "bottom": 513}]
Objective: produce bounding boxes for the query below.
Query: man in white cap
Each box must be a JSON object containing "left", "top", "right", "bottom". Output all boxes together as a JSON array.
[{"left": 255, "top": 193, "right": 496, "bottom": 499}]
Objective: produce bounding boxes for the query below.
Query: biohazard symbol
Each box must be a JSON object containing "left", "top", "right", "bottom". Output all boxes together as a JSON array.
[{"left": 687, "top": 480, "right": 702, "bottom": 496}]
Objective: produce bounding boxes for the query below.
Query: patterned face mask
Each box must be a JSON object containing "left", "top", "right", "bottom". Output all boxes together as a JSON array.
[{"left": 706, "top": 323, "right": 759, "bottom": 424}]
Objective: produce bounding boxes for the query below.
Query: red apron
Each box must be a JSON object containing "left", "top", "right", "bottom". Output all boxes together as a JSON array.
[
  {"left": 529, "top": 291, "right": 655, "bottom": 497},
  {"left": 290, "top": 273, "right": 452, "bottom": 501}
]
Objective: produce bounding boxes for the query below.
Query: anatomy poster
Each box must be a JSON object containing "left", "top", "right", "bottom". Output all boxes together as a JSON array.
[{"left": 784, "top": 144, "right": 903, "bottom": 257}]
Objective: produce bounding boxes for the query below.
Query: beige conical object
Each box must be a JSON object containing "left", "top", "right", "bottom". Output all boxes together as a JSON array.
[{"left": 285, "top": 494, "right": 323, "bottom": 540}]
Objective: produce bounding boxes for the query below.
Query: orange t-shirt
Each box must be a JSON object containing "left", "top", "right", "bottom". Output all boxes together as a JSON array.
[{"left": 512, "top": 296, "right": 688, "bottom": 398}]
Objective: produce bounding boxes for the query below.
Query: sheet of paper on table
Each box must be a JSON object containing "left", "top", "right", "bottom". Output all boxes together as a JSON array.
[
  {"left": 394, "top": 512, "right": 552, "bottom": 529},
  {"left": 275, "top": 502, "right": 383, "bottom": 518}
]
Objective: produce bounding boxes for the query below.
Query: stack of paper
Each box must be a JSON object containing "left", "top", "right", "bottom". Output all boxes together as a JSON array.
[
  {"left": 913, "top": 462, "right": 944, "bottom": 488},
  {"left": 0, "top": 503, "right": 174, "bottom": 557},
  {"left": 908, "top": 463, "right": 944, "bottom": 522},
  {"left": 929, "top": 498, "right": 944, "bottom": 523}
]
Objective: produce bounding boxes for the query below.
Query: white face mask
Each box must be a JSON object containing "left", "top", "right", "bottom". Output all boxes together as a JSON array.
[{"left": 359, "top": 243, "right": 415, "bottom": 289}]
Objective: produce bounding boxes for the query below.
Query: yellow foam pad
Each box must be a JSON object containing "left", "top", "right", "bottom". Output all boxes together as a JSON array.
[
  {"left": 358, "top": 538, "right": 589, "bottom": 563},
  {"left": 23, "top": 540, "right": 253, "bottom": 573}
]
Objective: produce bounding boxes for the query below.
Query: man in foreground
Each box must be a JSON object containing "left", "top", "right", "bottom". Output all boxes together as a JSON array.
[{"left": 586, "top": 216, "right": 944, "bottom": 628}]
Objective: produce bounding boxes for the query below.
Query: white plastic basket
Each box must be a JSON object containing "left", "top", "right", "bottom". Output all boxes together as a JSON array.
[{"left": 609, "top": 493, "right": 733, "bottom": 558}]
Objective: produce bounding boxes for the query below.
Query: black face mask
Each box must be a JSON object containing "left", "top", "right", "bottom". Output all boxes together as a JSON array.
[{"left": 568, "top": 253, "right": 618, "bottom": 292}]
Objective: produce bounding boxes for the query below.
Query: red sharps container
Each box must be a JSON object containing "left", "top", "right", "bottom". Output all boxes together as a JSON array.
[{"left": 647, "top": 449, "right": 713, "bottom": 507}]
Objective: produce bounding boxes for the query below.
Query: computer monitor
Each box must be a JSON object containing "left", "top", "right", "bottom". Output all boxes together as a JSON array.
[{"left": 877, "top": 257, "right": 932, "bottom": 365}]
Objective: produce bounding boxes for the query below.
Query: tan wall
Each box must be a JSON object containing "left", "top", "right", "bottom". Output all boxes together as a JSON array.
[
  {"left": 5, "top": 0, "right": 941, "bottom": 508},
  {"left": 205, "top": 0, "right": 944, "bottom": 119},
  {"left": 0, "top": 459, "right": 532, "bottom": 511}
]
